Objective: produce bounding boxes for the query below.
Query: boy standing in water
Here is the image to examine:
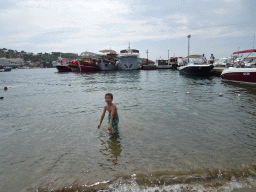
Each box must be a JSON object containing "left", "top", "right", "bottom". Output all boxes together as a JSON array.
[{"left": 98, "top": 93, "right": 119, "bottom": 132}]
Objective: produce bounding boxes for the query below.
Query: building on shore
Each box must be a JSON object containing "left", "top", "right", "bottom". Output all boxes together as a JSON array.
[
  {"left": 0, "top": 58, "right": 10, "bottom": 66},
  {"left": 8, "top": 58, "right": 24, "bottom": 67},
  {"left": 0, "top": 58, "right": 24, "bottom": 68}
]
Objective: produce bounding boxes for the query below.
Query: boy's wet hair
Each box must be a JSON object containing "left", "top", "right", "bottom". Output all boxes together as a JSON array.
[{"left": 105, "top": 93, "right": 113, "bottom": 99}]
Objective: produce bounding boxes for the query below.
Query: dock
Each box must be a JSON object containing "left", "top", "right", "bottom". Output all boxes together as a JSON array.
[
  {"left": 211, "top": 67, "right": 226, "bottom": 75},
  {"left": 141, "top": 64, "right": 156, "bottom": 70}
]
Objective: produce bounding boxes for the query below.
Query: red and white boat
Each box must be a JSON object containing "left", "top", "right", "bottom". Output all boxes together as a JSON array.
[
  {"left": 80, "top": 65, "right": 100, "bottom": 72},
  {"left": 68, "top": 61, "right": 80, "bottom": 72},
  {"left": 56, "top": 65, "right": 72, "bottom": 72},
  {"left": 221, "top": 49, "right": 256, "bottom": 84},
  {"left": 55, "top": 55, "right": 73, "bottom": 72},
  {"left": 79, "top": 57, "right": 100, "bottom": 72}
]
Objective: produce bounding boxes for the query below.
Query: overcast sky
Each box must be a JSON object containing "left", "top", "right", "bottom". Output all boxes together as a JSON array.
[{"left": 1, "top": 0, "right": 255, "bottom": 60}]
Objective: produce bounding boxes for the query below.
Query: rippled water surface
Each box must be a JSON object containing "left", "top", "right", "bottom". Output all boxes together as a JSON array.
[{"left": 0, "top": 68, "right": 256, "bottom": 192}]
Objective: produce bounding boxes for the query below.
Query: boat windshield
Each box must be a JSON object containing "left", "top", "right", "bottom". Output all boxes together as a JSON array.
[{"left": 219, "top": 58, "right": 232, "bottom": 63}]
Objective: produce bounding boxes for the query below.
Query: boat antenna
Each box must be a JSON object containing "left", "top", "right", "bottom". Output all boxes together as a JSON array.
[
  {"left": 168, "top": 50, "right": 169, "bottom": 65},
  {"left": 253, "top": 34, "right": 255, "bottom": 56}
]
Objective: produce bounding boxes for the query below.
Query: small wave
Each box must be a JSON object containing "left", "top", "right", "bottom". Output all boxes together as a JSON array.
[{"left": 37, "top": 165, "right": 256, "bottom": 192}]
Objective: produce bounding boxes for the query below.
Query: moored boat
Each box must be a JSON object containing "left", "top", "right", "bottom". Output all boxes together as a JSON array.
[
  {"left": 98, "top": 50, "right": 118, "bottom": 71},
  {"left": 213, "top": 57, "right": 233, "bottom": 68},
  {"left": 68, "top": 61, "right": 80, "bottom": 72},
  {"left": 55, "top": 55, "right": 73, "bottom": 72},
  {"left": 0, "top": 65, "right": 12, "bottom": 72},
  {"left": 79, "top": 57, "right": 100, "bottom": 72},
  {"left": 179, "top": 64, "right": 214, "bottom": 75},
  {"left": 155, "top": 59, "right": 172, "bottom": 69},
  {"left": 169, "top": 57, "right": 182, "bottom": 69},
  {"left": 221, "top": 67, "right": 256, "bottom": 83},
  {"left": 118, "top": 44, "right": 140, "bottom": 70},
  {"left": 179, "top": 55, "right": 214, "bottom": 75},
  {"left": 221, "top": 49, "right": 256, "bottom": 84},
  {"left": 56, "top": 65, "right": 72, "bottom": 72}
]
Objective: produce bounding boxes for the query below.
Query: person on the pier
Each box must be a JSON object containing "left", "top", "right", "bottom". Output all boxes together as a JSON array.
[
  {"left": 201, "top": 54, "right": 207, "bottom": 63},
  {"left": 210, "top": 54, "right": 215, "bottom": 64}
]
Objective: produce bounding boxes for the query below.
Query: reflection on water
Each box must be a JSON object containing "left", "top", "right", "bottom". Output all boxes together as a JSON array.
[
  {"left": 222, "top": 80, "right": 256, "bottom": 95},
  {"left": 98, "top": 132, "right": 122, "bottom": 169}
]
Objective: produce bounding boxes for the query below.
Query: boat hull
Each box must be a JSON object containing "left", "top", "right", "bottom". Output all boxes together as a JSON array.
[
  {"left": 156, "top": 65, "right": 172, "bottom": 69},
  {"left": 69, "top": 65, "right": 80, "bottom": 72},
  {"left": 98, "top": 61, "right": 118, "bottom": 71},
  {"left": 80, "top": 65, "right": 100, "bottom": 72},
  {"left": 179, "top": 64, "right": 214, "bottom": 75},
  {"left": 0, "top": 68, "right": 12, "bottom": 72},
  {"left": 221, "top": 67, "right": 256, "bottom": 84},
  {"left": 56, "top": 65, "right": 72, "bottom": 72},
  {"left": 118, "top": 56, "right": 140, "bottom": 70}
]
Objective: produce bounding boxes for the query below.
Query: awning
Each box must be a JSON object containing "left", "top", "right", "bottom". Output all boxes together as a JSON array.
[
  {"left": 99, "top": 50, "right": 116, "bottom": 53},
  {"left": 185, "top": 55, "right": 202, "bottom": 58},
  {"left": 233, "top": 49, "right": 256, "bottom": 54}
]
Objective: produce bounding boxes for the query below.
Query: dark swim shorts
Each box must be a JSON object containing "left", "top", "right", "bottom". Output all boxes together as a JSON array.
[{"left": 108, "top": 115, "right": 119, "bottom": 131}]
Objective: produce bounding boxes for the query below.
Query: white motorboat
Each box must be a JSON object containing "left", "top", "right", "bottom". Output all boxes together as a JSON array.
[
  {"left": 213, "top": 57, "right": 233, "bottom": 68},
  {"left": 240, "top": 56, "right": 256, "bottom": 68},
  {"left": 179, "top": 55, "right": 214, "bottom": 75},
  {"left": 221, "top": 49, "right": 256, "bottom": 84},
  {"left": 118, "top": 44, "right": 140, "bottom": 70}
]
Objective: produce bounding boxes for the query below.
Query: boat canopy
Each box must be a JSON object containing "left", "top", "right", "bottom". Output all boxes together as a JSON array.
[
  {"left": 132, "top": 49, "right": 139, "bottom": 53},
  {"left": 233, "top": 49, "right": 256, "bottom": 54},
  {"left": 99, "top": 50, "right": 116, "bottom": 53},
  {"left": 185, "top": 55, "right": 202, "bottom": 58},
  {"left": 120, "top": 49, "right": 139, "bottom": 53}
]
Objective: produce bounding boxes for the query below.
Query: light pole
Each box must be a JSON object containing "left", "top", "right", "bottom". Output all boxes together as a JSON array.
[{"left": 187, "top": 35, "right": 191, "bottom": 63}]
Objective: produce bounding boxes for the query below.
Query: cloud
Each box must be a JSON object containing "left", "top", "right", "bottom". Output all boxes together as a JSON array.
[
  {"left": 167, "top": 14, "right": 188, "bottom": 24},
  {"left": 0, "top": 0, "right": 254, "bottom": 60},
  {"left": 213, "top": 8, "right": 227, "bottom": 15},
  {"left": 223, "top": 0, "right": 235, "bottom": 2}
]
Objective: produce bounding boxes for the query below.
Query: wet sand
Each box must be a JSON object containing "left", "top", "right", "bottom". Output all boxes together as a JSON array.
[{"left": 232, "top": 187, "right": 256, "bottom": 192}]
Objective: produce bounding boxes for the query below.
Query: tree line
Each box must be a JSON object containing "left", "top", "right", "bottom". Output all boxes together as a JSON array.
[
  {"left": 0, "top": 48, "right": 154, "bottom": 67},
  {"left": 0, "top": 48, "right": 79, "bottom": 67}
]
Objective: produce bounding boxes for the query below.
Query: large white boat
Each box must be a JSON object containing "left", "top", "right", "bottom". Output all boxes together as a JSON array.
[
  {"left": 97, "top": 50, "right": 118, "bottom": 71},
  {"left": 221, "top": 49, "right": 256, "bottom": 84},
  {"left": 118, "top": 45, "right": 140, "bottom": 70}
]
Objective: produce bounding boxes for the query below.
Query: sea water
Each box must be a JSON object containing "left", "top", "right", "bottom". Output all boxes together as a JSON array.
[{"left": 0, "top": 68, "right": 256, "bottom": 192}]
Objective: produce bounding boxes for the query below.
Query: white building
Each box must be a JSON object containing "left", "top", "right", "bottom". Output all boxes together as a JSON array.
[
  {"left": 0, "top": 58, "right": 10, "bottom": 66},
  {"left": 8, "top": 58, "right": 24, "bottom": 67}
]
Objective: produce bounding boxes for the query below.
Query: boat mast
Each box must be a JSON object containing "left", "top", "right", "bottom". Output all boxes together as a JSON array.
[
  {"left": 168, "top": 50, "right": 169, "bottom": 65},
  {"left": 253, "top": 34, "right": 255, "bottom": 56}
]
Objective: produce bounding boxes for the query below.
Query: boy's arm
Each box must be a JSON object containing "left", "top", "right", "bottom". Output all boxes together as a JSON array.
[{"left": 98, "top": 107, "right": 107, "bottom": 129}]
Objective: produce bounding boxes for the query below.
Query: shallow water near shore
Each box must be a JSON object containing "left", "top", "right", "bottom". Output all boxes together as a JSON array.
[{"left": 0, "top": 68, "right": 256, "bottom": 192}]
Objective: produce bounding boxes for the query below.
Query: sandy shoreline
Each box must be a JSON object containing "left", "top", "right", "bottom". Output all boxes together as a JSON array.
[{"left": 232, "top": 187, "right": 256, "bottom": 192}]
